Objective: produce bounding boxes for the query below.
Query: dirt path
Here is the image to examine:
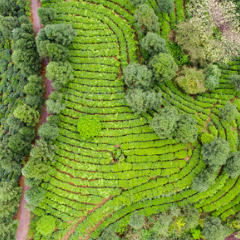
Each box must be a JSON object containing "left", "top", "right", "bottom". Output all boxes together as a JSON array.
[{"left": 16, "top": 0, "right": 53, "bottom": 239}]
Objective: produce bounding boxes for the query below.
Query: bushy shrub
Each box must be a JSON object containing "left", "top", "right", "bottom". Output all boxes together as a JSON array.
[
  {"left": 38, "top": 122, "right": 59, "bottom": 141},
  {"left": 13, "top": 104, "right": 39, "bottom": 126},
  {"left": 46, "top": 61, "right": 74, "bottom": 90},
  {"left": 38, "top": 8, "right": 56, "bottom": 25},
  {"left": 126, "top": 88, "right": 162, "bottom": 114},
  {"left": 203, "top": 64, "right": 221, "bottom": 91},
  {"left": 123, "top": 62, "right": 153, "bottom": 89},
  {"left": 230, "top": 74, "right": 240, "bottom": 92},
  {"left": 176, "top": 66, "right": 206, "bottom": 94},
  {"left": 36, "top": 215, "right": 56, "bottom": 236},
  {"left": 181, "top": 205, "right": 199, "bottom": 230},
  {"left": 174, "top": 114, "right": 198, "bottom": 143},
  {"left": 202, "top": 217, "right": 229, "bottom": 240},
  {"left": 77, "top": 115, "right": 102, "bottom": 140},
  {"left": 129, "top": 212, "right": 145, "bottom": 229},
  {"left": 149, "top": 53, "right": 178, "bottom": 84},
  {"left": 219, "top": 101, "right": 239, "bottom": 123},
  {"left": 157, "top": 0, "right": 174, "bottom": 14},
  {"left": 202, "top": 137, "right": 230, "bottom": 166},
  {"left": 134, "top": 4, "right": 160, "bottom": 34},
  {"left": 46, "top": 91, "right": 65, "bottom": 114},
  {"left": 129, "top": 0, "right": 147, "bottom": 7},
  {"left": 201, "top": 132, "right": 214, "bottom": 145},
  {"left": 141, "top": 32, "right": 169, "bottom": 56},
  {"left": 224, "top": 152, "right": 240, "bottom": 178},
  {"left": 150, "top": 106, "right": 178, "bottom": 139},
  {"left": 25, "top": 186, "right": 46, "bottom": 211}
]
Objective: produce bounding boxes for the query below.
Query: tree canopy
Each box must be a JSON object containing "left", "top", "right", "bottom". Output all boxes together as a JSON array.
[
  {"left": 129, "top": 212, "right": 145, "bottom": 229},
  {"left": 203, "top": 64, "right": 221, "bottom": 91},
  {"left": 230, "top": 74, "right": 240, "bottom": 92},
  {"left": 38, "top": 7, "right": 56, "bottom": 25},
  {"left": 219, "top": 101, "right": 239, "bottom": 123},
  {"left": 157, "top": 0, "right": 174, "bottom": 14},
  {"left": 224, "top": 152, "right": 240, "bottom": 178}
]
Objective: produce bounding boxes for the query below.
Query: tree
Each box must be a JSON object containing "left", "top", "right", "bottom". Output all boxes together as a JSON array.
[
  {"left": 192, "top": 166, "right": 219, "bottom": 192},
  {"left": 28, "top": 75, "right": 43, "bottom": 84},
  {"left": 224, "top": 152, "right": 240, "bottom": 178},
  {"left": 230, "top": 74, "right": 240, "bottom": 92},
  {"left": 202, "top": 137, "right": 230, "bottom": 166},
  {"left": 24, "top": 82, "right": 43, "bottom": 95},
  {"left": 46, "top": 91, "right": 65, "bottom": 114},
  {"left": 38, "top": 7, "right": 56, "bottom": 25},
  {"left": 129, "top": 0, "right": 147, "bottom": 7},
  {"left": 181, "top": 205, "right": 200, "bottom": 230},
  {"left": 174, "top": 114, "right": 198, "bottom": 143},
  {"left": 134, "top": 4, "right": 160, "bottom": 34},
  {"left": 148, "top": 53, "right": 178, "bottom": 84},
  {"left": 44, "top": 23, "right": 77, "bottom": 46},
  {"left": 176, "top": 66, "right": 206, "bottom": 94},
  {"left": 129, "top": 212, "right": 145, "bottom": 229},
  {"left": 203, "top": 64, "right": 221, "bottom": 90},
  {"left": 202, "top": 217, "right": 229, "bottom": 240},
  {"left": 47, "top": 115, "right": 60, "bottom": 125},
  {"left": 0, "top": 217, "right": 19, "bottom": 240},
  {"left": 6, "top": 114, "right": 24, "bottom": 133},
  {"left": 19, "top": 126, "right": 35, "bottom": 142},
  {"left": 19, "top": 15, "right": 29, "bottom": 24},
  {"left": 126, "top": 88, "right": 162, "bottom": 114},
  {"left": 38, "top": 122, "right": 59, "bottom": 141},
  {"left": 0, "top": 0, "right": 16, "bottom": 17},
  {"left": 0, "top": 16, "right": 19, "bottom": 39},
  {"left": 25, "top": 95, "right": 43, "bottom": 108},
  {"left": 36, "top": 215, "right": 56, "bottom": 236},
  {"left": 201, "top": 132, "right": 214, "bottom": 145},
  {"left": 8, "top": 133, "right": 31, "bottom": 154},
  {"left": 123, "top": 63, "right": 153, "bottom": 89},
  {"left": 25, "top": 187, "right": 46, "bottom": 211},
  {"left": 46, "top": 61, "right": 74, "bottom": 90},
  {"left": 98, "top": 226, "right": 120, "bottom": 240},
  {"left": 13, "top": 104, "right": 39, "bottom": 126},
  {"left": 157, "top": 0, "right": 174, "bottom": 14},
  {"left": 150, "top": 106, "right": 178, "bottom": 139},
  {"left": 141, "top": 32, "right": 169, "bottom": 56},
  {"left": 219, "top": 101, "right": 239, "bottom": 123}
]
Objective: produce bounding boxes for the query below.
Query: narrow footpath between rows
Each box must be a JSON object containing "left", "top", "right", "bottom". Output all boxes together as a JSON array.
[{"left": 16, "top": 0, "right": 53, "bottom": 239}]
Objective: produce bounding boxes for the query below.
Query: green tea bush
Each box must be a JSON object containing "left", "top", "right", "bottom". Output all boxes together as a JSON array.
[
  {"left": 149, "top": 53, "right": 178, "bottom": 84},
  {"left": 141, "top": 32, "right": 169, "bottom": 56},
  {"left": 176, "top": 66, "right": 206, "bottom": 94},
  {"left": 201, "top": 132, "right": 214, "bottom": 145},
  {"left": 134, "top": 4, "right": 160, "bottom": 34},
  {"left": 129, "top": 212, "right": 145, "bottom": 229},
  {"left": 36, "top": 215, "right": 56, "bottom": 236},
  {"left": 224, "top": 152, "right": 240, "bottom": 178},
  {"left": 219, "top": 101, "right": 239, "bottom": 123},
  {"left": 77, "top": 115, "right": 102, "bottom": 140}
]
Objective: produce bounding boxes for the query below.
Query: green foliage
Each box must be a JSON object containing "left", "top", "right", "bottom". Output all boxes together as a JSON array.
[
  {"left": 123, "top": 62, "right": 153, "bottom": 89},
  {"left": 0, "top": 0, "right": 16, "bottom": 17},
  {"left": 47, "top": 115, "right": 60, "bottom": 125},
  {"left": 38, "top": 7, "right": 56, "bottom": 25},
  {"left": 202, "top": 137, "right": 230, "bottom": 166},
  {"left": 125, "top": 88, "right": 162, "bottom": 114},
  {"left": 38, "top": 122, "right": 59, "bottom": 141},
  {"left": 46, "top": 61, "right": 74, "bottom": 90},
  {"left": 46, "top": 91, "right": 65, "bottom": 114},
  {"left": 181, "top": 205, "right": 199, "bottom": 230},
  {"left": 203, "top": 64, "right": 221, "bottom": 91},
  {"left": 8, "top": 133, "right": 30, "bottom": 154},
  {"left": 129, "top": 0, "right": 147, "bottom": 7},
  {"left": 150, "top": 106, "right": 178, "bottom": 139},
  {"left": 190, "top": 228, "right": 203, "bottom": 240},
  {"left": 149, "top": 53, "right": 178, "bottom": 84},
  {"left": 176, "top": 66, "right": 206, "bottom": 94},
  {"left": 25, "top": 186, "right": 46, "bottom": 211},
  {"left": 44, "top": 23, "right": 77, "bottom": 46},
  {"left": 201, "top": 132, "right": 214, "bottom": 145},
  {"left": 24, "top": 82, "right": 43, "bottom": 95},
  {"left": 77, "top": 115, "right": 102, "bottom": 140},
  {"left": 98, "top": 226, "right": 119, "bottom": 240},
  {"left": 134, "top": 4, "right": 160, "bottom": 34},
  {"left": 202, "top": 217, "right": 229, "bottom": 240},
  {"left": 129, "top": 212, "right": 145, "bottom": 229},
  {"left": 36, "top": 215, "right": 56, "bottom": 236},
  {"left": 224, "top": 152, "right": 240, "bottom": 178},
  {"left": 157, "top": 0, "right": 174, "bottom": 14},
  {"left": 13, "top": 104, "right": 39, "bottom": 126},
  {"left": 141, "top": 32, "right": 169, "bottom": 56},
  {"left": 219, "top": 101, "right": 239, "bottom": 123},
  {"left": 19, "top": 126, "right": 35, "bottom": 142},
  {"left": 230, "top": 74, "right": 240, "bottom": 92},
  {"left": 0, "top": 16, "right": 19, "bottom": 39},
  {"left": 174, "top": 114, "right": 198, "bottom": 143}
]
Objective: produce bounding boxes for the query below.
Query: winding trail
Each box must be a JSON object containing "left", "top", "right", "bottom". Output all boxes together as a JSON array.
[{"left": 16, "top": 0, "right": 53, "bottom": 239}]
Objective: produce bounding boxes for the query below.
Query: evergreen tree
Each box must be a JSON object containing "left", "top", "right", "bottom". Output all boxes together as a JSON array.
[{"left": 219, "top": 101, "right": 239, "bottom": 123}]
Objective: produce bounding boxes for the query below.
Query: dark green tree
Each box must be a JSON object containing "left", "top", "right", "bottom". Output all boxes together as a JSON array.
[
  {"left": 19, "top": 15, "right": 29, "bottom": 24},
  {"left": 129, "top": 0, "right": 147, "bottom": 7},
  {"left": 46, "top": 91, "right": 65, "bottom": 114},
  {"left": 25, "top": 95, "right": 43, "bottom": 108},
  {"left": 98, "top": 226, "right": 120, "bottom": 240},
  {"left": 202, "top": 217, "right": 229, "bottom": 240},
  {"left": 126, "top": 88, "right": 162, "bottom": 114},
  {"left": 203, "top": 64, "right": 221, "bottom": 91},
  {"left": 181, "top": 206, "right": 200, "bottom": 230},
  {"left": 158, "top": 0, "right": 174, "bottom": 14},
  {"left": 47, "top": 115, "right": 60, "bottom": 125},
  {"left": 134, "top": 4, "right": 160, "bottom": 34},
  {"left": 0, "top": 16, "right": 19, "bottom": 39},
  {"left": 219, "top": 101, "right": 239, "bottom": 123},
  {"left": 25, "top": 186, "right": 46, "bottom": 211},
  {"left": 149, "top": 53, "right": 178, "bottom": 84},
  {"left": 24, "top": 82, "right": 43, "bottom": 95},
  {"left": 174, "top": 114, "right": 198, "bottom": 143},
  {"left": 129, "top": 212, "right": 145, "bottom": 229},
  {"left": 224, "top": 152, "right": 240, "bottom": 178},
  {"left": 202, "top": 137, "right": 230, "bottom": 166},
  {"left": 8, "top": 133, "right": 31, "bottom": 154},
  {"left": 150, "top": 106, "right": 178, "bottom": 139},
  {"left": 38, "top": 7, "right": 56, "bottom": 25},
  {"left": 141, "top": 32, "right": 169, "bottom": 56},
  {"left": 230, "top": 74, "right": 240, "bottom": 92},
  {"left": 38, "top": 122, "right": 59, "bottom": 141},
  {"left": 123, "top": 62, "right": 153, "bottom": 89},
  {"left": 19, "top": 126, "right": 36, "bottom": 142},
  {"left": 0, "top": 0, "right": 16, "bottom": 17}
]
